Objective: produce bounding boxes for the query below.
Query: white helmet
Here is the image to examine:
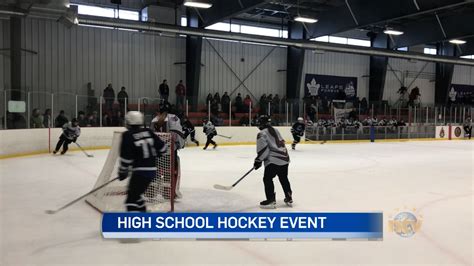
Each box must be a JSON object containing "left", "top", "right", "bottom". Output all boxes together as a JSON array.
[
  {"left": 297, "top": 117, "right": 304, "bottom": 122},
  {"left": 125, "top": 111, "right": 144, "bottom": 126}
]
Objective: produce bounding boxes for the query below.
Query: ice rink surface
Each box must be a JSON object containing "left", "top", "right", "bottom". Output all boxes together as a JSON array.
[{"left": 1, "top": 140, "right": 473, "bottom": 265}]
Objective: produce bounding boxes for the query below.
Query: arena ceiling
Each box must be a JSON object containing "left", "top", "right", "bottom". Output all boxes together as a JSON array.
[{"left": 1, "top": 0, "right": 474, "bottom": 53}]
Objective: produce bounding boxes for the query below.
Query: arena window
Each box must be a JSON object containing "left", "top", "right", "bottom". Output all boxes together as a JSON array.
[
  {"left": 75, "top": 4, "right": 139, "bottom": 21},
  {"left": 423, "top": 47, "right": 437, "bottom": 55}
]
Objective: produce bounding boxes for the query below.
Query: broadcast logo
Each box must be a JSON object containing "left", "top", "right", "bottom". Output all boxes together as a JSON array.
[{"left": 387, "top": 209, "right": 422, "bottom": 238}]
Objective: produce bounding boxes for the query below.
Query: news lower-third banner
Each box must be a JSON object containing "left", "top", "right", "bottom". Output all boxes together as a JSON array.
[{"left": 102, "top": 212, "right": 383, "bottom": 240}]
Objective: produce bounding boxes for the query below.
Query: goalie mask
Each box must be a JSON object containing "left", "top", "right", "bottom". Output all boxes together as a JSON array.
[
  {"left": 258, "top": 115, "right": 271, "bottom": 130},
  {"left": 125, "top": 111, "right": 144, "bottom": 127}
]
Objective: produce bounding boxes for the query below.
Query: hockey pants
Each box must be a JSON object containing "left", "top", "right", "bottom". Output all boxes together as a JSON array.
[
  {"left": 464, "top": 126, "right": 472, "bottom": 139},
  {"left": 204, "top": 134, "right": 216, "bottom": 149},
  {"left": 263, "top": 164, "right": 292, "bottom": 201},
  {"left": 55, "top": 135, "right": 72, "bottom": 153},
  {"left": 292, "top": 134, "right": 301, "bottom": 144},
  {"left": 125, "top": 174, "right": 154, "bottom": 212}
]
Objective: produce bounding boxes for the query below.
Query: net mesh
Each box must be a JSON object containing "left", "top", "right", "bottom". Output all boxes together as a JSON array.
[{"left": 86, "top": 131, "right": 175, "bottom": 212}]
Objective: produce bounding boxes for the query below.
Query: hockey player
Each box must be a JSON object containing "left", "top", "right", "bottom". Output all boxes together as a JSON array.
[
  {"left": 464, "top": 116, "right": 472, "bottom": 139},
  {"left": 182, "top": 116, "right": 199, "bottom": 146},
  {"left": 203, "top": 118, "right": 217, "bottom": 150},
  {"left": 151, "top": 103, "right": 185, "bottom": 198},
  {"left": 118, "top": 111, "right": 167, "bottom": 212},
  {"left": 291, "top": 117, "right": 305, "bottom": 150},
  {"left": 254, "top": 115, "right": 293, "bottom": 209},
  {"left": 53, "top": 118, "right": 81, "bottom": 155}
]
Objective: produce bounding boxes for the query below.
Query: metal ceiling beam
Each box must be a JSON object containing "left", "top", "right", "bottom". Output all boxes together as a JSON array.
[
  {"left": 391, "top": 10, "right": 474, "bottom": 48},
  {"left": 77, "top": 16, "right": 474, "bottom": 66},
  {"left": 305, "top": 0, "right": 470, "bottom": 38},
  {"left": 197, "top": 0, "right": 269, "bottom": 27}
]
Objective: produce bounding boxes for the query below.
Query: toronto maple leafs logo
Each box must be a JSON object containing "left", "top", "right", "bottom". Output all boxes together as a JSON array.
[
  {"left": 448, "top": 87, "right": 457, "bottom": 102},
  {"left": 306, "top": 78, "right": 320, "bottom": 96},
  {"left": 344, "top": 81, "right": 356, "bottom": 97}
]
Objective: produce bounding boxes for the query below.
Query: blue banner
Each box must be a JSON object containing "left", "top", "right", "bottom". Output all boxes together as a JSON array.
[
  {"left": 304, "top": 74, "right": 358, "bottom": 101},
  {"left": 449, "top": 84, "right": 474, "bottom": 104},
  {"left": 102, "top": 212, "right": 382, "bottom": 239}
]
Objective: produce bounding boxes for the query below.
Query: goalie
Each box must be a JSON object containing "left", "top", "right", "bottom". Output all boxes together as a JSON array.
[
  {"left": 291, "top": 117, "right": 305, "bottom": 150},
  {"left": 150, "top": 103, "right": 185, "bottom": 198},
  {"left": 118, "top": 111, "right": 167, "bottom": 212}
]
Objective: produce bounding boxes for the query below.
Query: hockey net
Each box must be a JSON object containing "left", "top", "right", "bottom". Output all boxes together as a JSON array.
[{"left": 86, "top": 131, "right": 176, "bottom": 212}]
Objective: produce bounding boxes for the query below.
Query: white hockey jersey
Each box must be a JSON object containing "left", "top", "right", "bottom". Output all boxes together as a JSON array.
[
  {"left": 255, "top": 126, "right": 290, "bottom": 167},
  {"left": 151, "top": 113, "right": 185, "bottom": 150}
]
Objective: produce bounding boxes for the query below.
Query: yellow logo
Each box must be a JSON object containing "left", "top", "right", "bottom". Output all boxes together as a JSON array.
[{"left": 387, "top": 208, "right": 422, "bottom": 237}]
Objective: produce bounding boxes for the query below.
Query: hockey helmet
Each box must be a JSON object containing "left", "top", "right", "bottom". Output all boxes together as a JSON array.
[
  {"left": 258, "top": 115, "right": 271, "bottom": 129},
  {"left": 71, "top": 118, "right": 79, "bottom": 127},
  {"left": 125, "top": 111, "right": 144, "bottom": 126},
  {"left": 297, "top": 117, "right": 304, "bottom": 123},
  {"left": 159, "top": 100, "right": 171, "bottom": 113}
]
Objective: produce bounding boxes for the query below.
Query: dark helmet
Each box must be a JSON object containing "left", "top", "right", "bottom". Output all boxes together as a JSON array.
[
  {"left": 258, "top": 115, "right": 271, "bottom": 130},
  {"left": 71, "top": 118, "right": 79, "bottom": 126}
]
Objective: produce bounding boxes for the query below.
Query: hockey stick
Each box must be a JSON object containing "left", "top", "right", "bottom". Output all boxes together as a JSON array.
[
  {"left": 213, "top": 167, "right": 254, "bottom": 191},
  {"left": 217, "top": 134, "right": 232, "bottom": 139},
  {"left": 305, "top": 138, "right": 327, "bottom": 144},
  {"left": 75, "top": 142, "right": 94, "bottom": 157},
  {"left": 45, "top": 177, "right": 120, "bottom": 214}
]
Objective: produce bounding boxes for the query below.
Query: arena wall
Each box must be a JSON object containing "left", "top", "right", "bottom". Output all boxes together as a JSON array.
[{"left": 0, "top": 126, "right": 294, "bottom": 158}]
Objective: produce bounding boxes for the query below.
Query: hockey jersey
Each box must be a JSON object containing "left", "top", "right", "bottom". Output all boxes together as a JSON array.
[
  {"left": 62, "top": 122, "right": 81, "bottom": 140},
  {"left": 256, "top": 126, "right": 290, "bottom": 167},
  {"left": 203, "top": 121, "right": 217, "bottom": 136},
  {"left": 119, "top": 128, "right": 167, "bottom": 178},
  {"left": 151, "top": 113, "right": 185, "bottom": 150},
  {"left": 291, "top": 122, "right": 305, "bottom": 136},
  {"left": 182, "top": 120, "right": 195, "bottom": 135}
]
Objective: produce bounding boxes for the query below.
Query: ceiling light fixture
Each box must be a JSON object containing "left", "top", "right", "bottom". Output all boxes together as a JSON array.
[
  {"left": 449, "top": 39, "right": 466, "bottom": 44},
  {"left": 383, "top": 28, "right": 404, "bottom": 35},
  {"left": 294, "top": 16, "right": 318, "bottom": 23},
  {"left": 184, "top": 0, "right": 212, "bottom": 9}
]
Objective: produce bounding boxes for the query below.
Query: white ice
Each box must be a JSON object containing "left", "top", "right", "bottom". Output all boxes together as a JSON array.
[{"left": 1, "top": 140, "right": 473, "bottom": 265}]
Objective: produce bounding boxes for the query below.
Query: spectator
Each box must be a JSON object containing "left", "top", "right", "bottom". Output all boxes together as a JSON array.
[
  {"left": 77, "top": 111, "right": 87, "bottom": 127},
  {"left": 272, "top": 94, "right": 280, "bottom": 114},
  {"left": 210, "top": 98, "right": 219, "bottom": 116},
  {"left": 244, "top": 95, "right": 252, "bottom": 112},
  {"left": 259, "top": 94, "right": 267, "bottom": 115},
  {"left": 43, "top": 109, "right": 52, "bottom": 128},
  {"left": 103, "top": 112, "right": 112, "bottom": 127},
  {"left": 221, "top": 92, "right": 231, "bottom": 114},
  {"left": 117, "top": 86, "right": 129, "bottom": 113},
  {"left": 234, "top": 93, "right": 243, "bottom": 113},
  {"left": 30, "top": 108, "right": 44, "bottom": 128},
  {"left": 55, "top": 110, "right": 68, "bottom": 128},
  {"left": 112, "top": 111, "right": 124, "bottom": 127},
  {"left": 87, "top": 111, "right": 99, "bottom": 127},
  {"left": 175, "top": 80, "right": 186, "bottom": 109},
  {"left": 206, "top": 93, "right": 213, "bottom": 107},
  {"left": 360, "top": 97, "right": 368, "bottom": 114},
  {"left": 159, "top": 79, "right": 169, "bottom": 101},
  {"left": 103, "top": 83, "right": 115, "bottom": 113},
  {"left": 239, "top": 115, "right": 250, "bottom": 126}
]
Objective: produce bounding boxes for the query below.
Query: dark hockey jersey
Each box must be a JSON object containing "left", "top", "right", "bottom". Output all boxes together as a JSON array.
[
  {"left": 291, "top": 122, "right": 305, "bottom": 136},
  {"left": 119, "top": 128, "right": 167, "bottom": 178},
  {"left": 182, "top": 120, "right": 195, "bottom": 135}
]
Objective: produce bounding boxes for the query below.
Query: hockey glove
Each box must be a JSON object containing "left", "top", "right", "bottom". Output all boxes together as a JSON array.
[
  {"left": 118, "top": 171, "right": 129, "bottom": 181},
  {"left": 72, "top": 137, "right": 77, "bottom": 143},
  {"left": 254, "top": 160, "right": 262, "bottom": 170}
]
